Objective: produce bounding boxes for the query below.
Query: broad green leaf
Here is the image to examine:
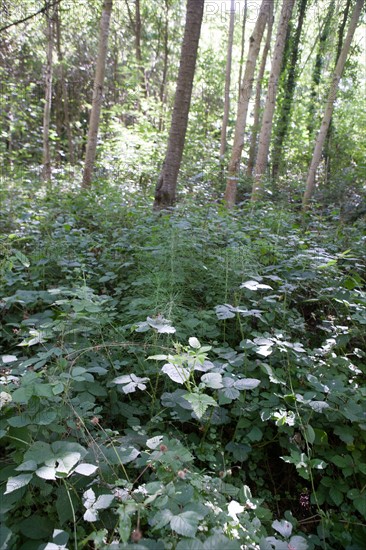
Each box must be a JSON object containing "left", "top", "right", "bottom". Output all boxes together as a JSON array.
[
  {"left": 5, "top": 473, "right": 33, "bottom": 494},
  {"left": 170, "top": 511, "right": 199, "bottom": 538},
  {"left": 234, "top": 378, "right": 260, "bottom": 390},
  {"left": 272, "top": 519, "right": 292, "bottom": 538},
  {"left": 241, "top": 280, "right": 272, "bottom": 291},
  {"left": 201, "top": 372, "right": 223, "bottom": 389},
  {"left": 36, "top": 466, "right": 57, "bottom": 480},
  {"left": 176, "top": 540, "right": 204, "bottom": 550},
  {"left": 162, "top": 363, "right": 190, "bottom": 384},
  {"left": 329, "top": 487, "right": 343, "bottom": 506},
  {"left": 146, "top": 436, "right": 164, "bottom": 449},
  {"left": 354, "top": 496, "right": 366, "bottom": 517},
  {"left": 183, "top": 393, "right": 217, "bottom": 419},
  {"left": 305, "top": 425, "right": 315, "bottom": 445},
  {"left": 74, "top": 463, "right": 98, "bottom": 476},
  {"left": 118, "top": 510, "right": 131, "bottom": 543}
]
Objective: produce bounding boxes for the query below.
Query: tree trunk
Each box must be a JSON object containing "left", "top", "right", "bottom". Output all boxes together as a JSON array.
[
  {"left": 220, "top": 0, "right": 236, "bottom": 158},
  {"left": 246, "top": 4, "right": 274, "bottom": 176},
  {"left": 153, "top": 0, "right": 204, "bottom": 210},
  {"left": 224, "top": 0, "right": 271, "bottom": 208},
  {"left": 252, "top": 0, "right": 295, "bottom": 200},
  {"left": 42, "top": 5, "right": 54, "bottom": 184},
  {"left": 238, "top": 0, "right": 248, "bottom": 101},
  {"left": 302, "top": 0, "right": 364, "bottom": 209},
  {"left": 159, "top": 0, "right": 170, "bottom": 132},
  {"left": 55, "top": 4, "right": 74, "bottom": 164},
  {"left": 307, "top": 0, "right": 335, "bottom": 137},
  {"left": 324, "top": 0, "right": 352, "bottom": 182},
  {"left": 135, "top": 0, "right": 147, "bottom": 98},
  {"left": 271, "top": 0, "right": 308, "bottom": 178},
  {"left": 82, "top": 0, "right": 113, "bottom": 188}
]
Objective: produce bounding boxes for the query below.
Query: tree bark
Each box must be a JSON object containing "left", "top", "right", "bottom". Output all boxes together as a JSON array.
[
  {"left": 220, "top": 0, "right": 236, "bottom": 159},
  {"left": 159, "top": 0, "right": 170, "bottom": 132},
  {"left": 302, "top": 0, "right": 364, "bottom": 209},
  {"left": 238, "top": 0, "right": 248, "bottom": 101},
  {"left": 252, "top": 0, "right": 295, "bottom": 200},
  {"left": 42, "top": 4, "right": 54, "bottom": 184},
  {"left": 82, "top": 0, "right": 113, "bottom": 188},
  {"left": 55, "top": 4, "right": 74, "bottom": 164},
  {"left": 307, "top": 0, "right": 335, "bottom": 137},
  {"left": 135, "top": 0, "right": 147, "bottom": 98},
  {"left": 271, "top": 0, "right": 308, "bottom": 178},
  {"left": 246, "top": 4, "right": 274, "bottom": 176},
  {"left": 153, "top": 0, "right": 204, "bottom": 210},
  {"left": 224, "top": 0, "right": 271, "bottom": 208}
]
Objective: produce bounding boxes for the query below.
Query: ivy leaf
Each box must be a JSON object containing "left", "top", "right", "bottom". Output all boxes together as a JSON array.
[
  {"left": 170, "top": 511, "right": 199, "bottom": 538},
  {"left": 5, "top": 473, "right": 33, "bottom": 494},
  {"left": 183, "top": 393, "right": 217, "bottom": 419}
]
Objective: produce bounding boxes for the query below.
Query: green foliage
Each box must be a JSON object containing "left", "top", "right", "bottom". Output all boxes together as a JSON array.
[{"left": 1, "top": 179, "right": 366, "bottom": 548}]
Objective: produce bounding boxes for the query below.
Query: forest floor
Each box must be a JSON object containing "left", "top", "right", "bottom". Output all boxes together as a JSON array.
[{"left": 1, "top": 177, "right": 366, "bottom": 549}]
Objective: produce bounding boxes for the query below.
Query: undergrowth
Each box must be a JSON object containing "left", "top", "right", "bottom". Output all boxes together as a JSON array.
[{"left": 0, "top": 178, "right": 365, "bottom": 550}]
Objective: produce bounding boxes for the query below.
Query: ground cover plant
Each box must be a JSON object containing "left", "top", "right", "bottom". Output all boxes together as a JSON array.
[{"left": 0, "top": 178, "right": 365, "bottom": 550}]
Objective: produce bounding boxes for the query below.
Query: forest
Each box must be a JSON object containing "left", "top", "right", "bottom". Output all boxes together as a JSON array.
[{"left": 0, "top": 0, "right": 366, "bottom": 548}]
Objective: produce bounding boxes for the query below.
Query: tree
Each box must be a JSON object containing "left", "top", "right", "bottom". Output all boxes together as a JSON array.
[
  {"left": 220, "top": 0, "right": 236, "bottom": 159},
  {"left": 252, "top": 0, "right": 295, "bottom": 200},
  {"left": 302, "top": 0, "right": 364, "bottom": 208},
  {"left": 224, "top": 0, "right": 271, "bottom": 208},
  {"left": 82, "top": 0, "right": 113, "bottom": 188},
  {"left": 153, "top": 0, "right": 204, "bottom": 210},
  {"left": 247, "top": 4, "right": 274, "bottom": 176},
  {"left": 42, "top": 3, "right": 55, "bottom": 183},
  {"left": 271, "top": 0, "right": 308, "bottom": 178},
  {"left": 237, "top": 0, "right": 248, "bottom": 101},
  {"left": 55, "top": 4, "right": 74, "bottom": 164}
]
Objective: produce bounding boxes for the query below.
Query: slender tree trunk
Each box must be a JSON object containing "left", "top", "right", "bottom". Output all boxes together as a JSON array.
[
  {"left": 159, "top": 0, "right": 170, "bottom": 132},
  {"left": 324, "top": 0, "right": 352, "bottom": 182},
  {"left": 272, "top": 0, "right": 308, "bottom": 178},
  {"left": 55, "top": 5, "right": 74, "bottom": 164},
  {"left": 135, "top": 0, "right": 147, "bottom": 98},
  {"left": 252, "top": 0, "right": 295, "bottom": 200},
  {"left": 307, "top": 0, "right": 335, "bottom": 137},
  {"left": 247, "top": 4, "right": 274, "bottom": 176},
  {"left": 82, "top": 0, "right": 113, "bottom": 188},
  {"left": 224, "top": 0, "right": 271, "bottom": 208},
  {"left": 153, "top": 0, "right": 204, "bottom": 210},
  {"left": 220, "top": 0, "right": 236, "bottom": 158},
  {"left": 303, "top": 0, "right": 364, "bottom": 209},
  {"left": 238, "top": 0, "right": 248, "bottom": 101},
  {"left": 42, "top": 5, "right": 54, "bottom": 183}
]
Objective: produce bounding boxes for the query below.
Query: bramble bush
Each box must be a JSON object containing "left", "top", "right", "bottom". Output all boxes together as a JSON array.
[{"left": 0, "top": 178, "right": 365, "bottom": 549}]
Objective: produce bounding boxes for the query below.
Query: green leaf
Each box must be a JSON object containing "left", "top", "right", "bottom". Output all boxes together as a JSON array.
[
  {"left": 118, "top": 510, "right": 131, "bottom": 544},
  {"left": 74, "top": 463, "right": 98, "bottom": 476},
  {"left": 162, "top": 363, "right": 190, "bottom": 384},
  {"left": 170, "top": 511, "right": 199, "bottom": 538},
  {"left": 305, "top": 425, "right": 315, "bottom": 445},
  {"left": 183, "top": 393, "right": 217, "bottom": 419},
  {"left": 354, "top": 496, "right": 366, "bottom": 517},
  {"left": 329, "top": 487, "right": 343, "bottom": 506},
  {"left": 4, "top": 473, "right": 33, "bottom": 494},
  {"left": 176, "top": 540, "right": 204, "bottom": 550},
  {"left": 146, "top": 436, "right": 164, "bottom": 449},
  {"left": 272, "top": 519, "right": 292, "bottom": 538},
  {"left": 201, "top": 372, "right": 223, "bottom": 389},
  {"left": 234, "top": 378, "right": 260, "bottom": 390}
]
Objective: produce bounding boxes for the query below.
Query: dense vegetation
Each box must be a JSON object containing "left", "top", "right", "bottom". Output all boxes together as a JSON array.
[
  {"left": 1, "top": 0, "right": 366, "bottom": 548},
  {"left": 1, "top": 180, "right": 366, "bottom": 549}
]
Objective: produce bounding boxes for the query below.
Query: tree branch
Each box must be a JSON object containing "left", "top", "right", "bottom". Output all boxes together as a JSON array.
[{"left": 0, "top": 0, "right": 63, "bottom": 33}]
